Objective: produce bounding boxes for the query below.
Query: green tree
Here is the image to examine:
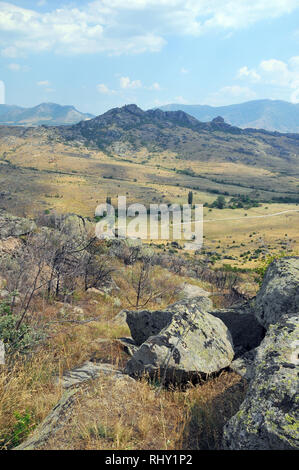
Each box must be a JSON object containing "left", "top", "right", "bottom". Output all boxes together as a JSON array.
[
  {"left": 214, "top": 195, "right": 226, "bottom": 209},
  {"left": 188, "top": 191, "right": 193, "bottom": 206}
]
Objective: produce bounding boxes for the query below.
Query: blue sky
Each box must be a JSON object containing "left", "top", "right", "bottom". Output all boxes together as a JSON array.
[{"left": 1, "top": 0, "right": 299, "bottom": 115}]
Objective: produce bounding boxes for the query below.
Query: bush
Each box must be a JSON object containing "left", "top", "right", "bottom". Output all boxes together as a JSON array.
[
  {"left": 1, "top": 410, "right": 35, "bottom": 448},
  {"left": 255, "top": 252, "right": 287, "bottom": 285},
  {"left": 0, "top": 300, "right": 43, "bottom": 356}
]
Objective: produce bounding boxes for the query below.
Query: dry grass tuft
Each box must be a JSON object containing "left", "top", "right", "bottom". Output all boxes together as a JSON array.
[{"left": 38, "top": 371, "right": 246, "bottom": 450}]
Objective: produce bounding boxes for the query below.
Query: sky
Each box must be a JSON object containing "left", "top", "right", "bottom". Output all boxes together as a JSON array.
[{"left": 0, "top": 0, "right": 299, "bottom": 115}]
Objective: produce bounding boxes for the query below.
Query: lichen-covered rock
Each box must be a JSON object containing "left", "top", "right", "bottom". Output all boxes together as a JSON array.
[
  {"left": 125, "top": 308, "right": 173, "bottom": 346},
  {"left": 125, "top": 297, "right": 234, "bottom": 383},
  {"left": 55, "top": 362, "right": 133, "bottom": 389},
  {"left": 230, "top": 349, "right": 257, "bottom": 382},
  {"left": 126, "top": 296, "right": 213, "bottom": 346},
  {"left": 255, "top": 257, "right": 299, "bottom": 329},
  {"left": 117, "top": 337, "right": 139, "bottom": 357},
  {"left": 182, "top": 283, "right": 211, "bottom": 299},
  {"left": 223, "top": 314, "right": 299, "bottom": 450},
  {"left": 211, "top": 307, "right": 265, "bottom": 357},
  {"left": 0, "top": 214, "right": 36, "bottom": 239}
]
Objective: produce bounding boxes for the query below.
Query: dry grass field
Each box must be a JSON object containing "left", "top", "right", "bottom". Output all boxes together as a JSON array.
[{"left": 0, "top": 130, "right": 298, "bottom": 269}]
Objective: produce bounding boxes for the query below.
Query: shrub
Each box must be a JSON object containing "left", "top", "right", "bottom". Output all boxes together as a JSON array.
[{"left": 0, "top": 300, "right": 43, "bottom": 356}]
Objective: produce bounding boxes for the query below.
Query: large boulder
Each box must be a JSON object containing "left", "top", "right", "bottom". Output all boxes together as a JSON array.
[
  {"left": 125, "top": 297, "right": 234, "bottom": 383},
  {"left": 255, "top": 257, "right": 299, "bottom": 329},
  {"left": 125, "top": 308, "right": 174, "bottom": 346},
  {"left": 0, "top": 213, "right": 36, "bottom": 239},
  {"left": 126, "top": 296, "right": 213, "bottom": 346},
  {"left": 210, "top": 306, "right": 265, "bottom": 357},
  {"left": 223, "top": 314, "right": 299, "bottom": 450}
]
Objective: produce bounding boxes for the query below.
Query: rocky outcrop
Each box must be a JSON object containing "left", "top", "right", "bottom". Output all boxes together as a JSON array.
[
  {"left": 15, "top": 363, "right": 134, "bottom": 450},
  {"left": 0, "top": 213, "right": 36, "bottom": 239},
  {"left": 255, "top": 257, "right": 299, "bottom": 329},
  {"left": 56, "top": 362, "right": 134, "bottom": 389},
  {"left": 182, "top": 283, "right": 211, "bottom": 299},
  {"left": 223, "top": 314, "right": 299, "bottom": 450},
  {"left": 125, "top": 297, "right": 234, "bottom": 383},
  {"left": 211, "top": 306, "right": 265, "bottom": 357},
  {"left": 14, "top": 389, "right": 78, "bottom": 450}
]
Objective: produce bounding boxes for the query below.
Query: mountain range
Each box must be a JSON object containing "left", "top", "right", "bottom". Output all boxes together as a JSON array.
[
  {"left": 0, "top": 102, "right": 94, "bottom": 126},
  {"left": 0, "top": 104, "right": 298, "bottom": 219},
  {"left": 1, "top": 99, "right": 299, "bottom": 133},
  {"left": 158, "top": 100, "right": 299, "bottom": 133},
  {"left": 57, "top": 104, "right": 299, "bottom": 172}
]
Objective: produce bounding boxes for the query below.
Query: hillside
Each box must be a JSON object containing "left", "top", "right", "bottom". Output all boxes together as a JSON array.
[
  {"left": 0, "top": 104, "right": 298, "bottom": 268},
  {"left": 0, "top": 103, "right": 94, "bottom": 127},
  {"left": 55, "top": 104, "right": 299, "bottom": 174},
  {"left": 158, "top": 100, "right": 299, "bottom": 133}
]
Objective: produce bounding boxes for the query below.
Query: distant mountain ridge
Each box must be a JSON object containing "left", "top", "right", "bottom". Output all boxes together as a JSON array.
[
  {"left": 50, "top": 104, "right": 299, "bottom": 179},
  {"left": 0, "top": 102, "right": 94, "bottom": 126},
  {"left": 1, "top": 104, "right": 298, "bottom": 205},
  {"left": 158, "top": 100, "right": 299, "bottom": 133}
]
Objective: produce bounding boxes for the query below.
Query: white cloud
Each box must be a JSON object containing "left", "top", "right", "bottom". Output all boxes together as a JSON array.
[
  {"left": 0, "top": 1, "right": 298, "bottom": 57},
  {"left": 237, "top": 66, "right": 260, "bottom": 82},
  {"left": 148, "top": 82, "right": 161, "bottom": 90},
  {"left": 180, "top": 67, "right": 189, "bottom": 75},
  {"left": 97, "top": 83, "right": 116, "bottom": 94},
  {"left": 7, "top": 63, "right": 21, "bottom": 71},
  {"left": 120, "top": 76, "right": 142, "bottom": 89},
  {"left": 207, "top": 86, "right": 257, "bottom": 106},
  {"left": 0, "top": 80, "right": 5, "bottom": 104},
  {"left": 37, "top": 80, "right": 50, "bottom": 86},
  {"left": 238, "top": 56, "right": 299, "bottom": 103},
  {"left": 1, "top": 46, "right": 19, "bottom": 58},
  {"left": 174, "top": 95, "right": 189, "bottom": 104}
]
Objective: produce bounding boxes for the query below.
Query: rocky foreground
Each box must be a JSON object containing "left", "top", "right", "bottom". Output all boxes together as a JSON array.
[{"left": 13, "top": 255, "right": 298, "bottom": 450}]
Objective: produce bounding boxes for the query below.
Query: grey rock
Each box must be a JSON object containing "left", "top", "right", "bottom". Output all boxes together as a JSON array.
[
  {"left": 230, "top": 349, "right": 257, "bottom": 381},
  {"left": 113, "top": 309, "right": 129, "bottom": 326},
  {"left": 0, "top": 214, "right": 36, "bottom": 239},
  {"left": 210, "top": 307, "right": 265, "bottom": 357},
  {"left": 255, "top": 257, "right": 299, "bottom": 329},
  {"left": 182, "top": 283, "right": 211, "bottom": 299},
  {"left": 125, "top": 297, "right": 234, "bottom": 383},
  {"left": 56, "top": 361, "right": 133, "bottom": 389},
  {"left": 117, "top": 337, "right": 139, "bottom": 357},
  {"left": 223, "top": 314, "right": 299, "bottom": 450},
  {"left": 126, "top": 296, "right": 213, "bottom": 346},
  {"left": 126, "top": 308, "right": 173, "bottom": 346}
]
